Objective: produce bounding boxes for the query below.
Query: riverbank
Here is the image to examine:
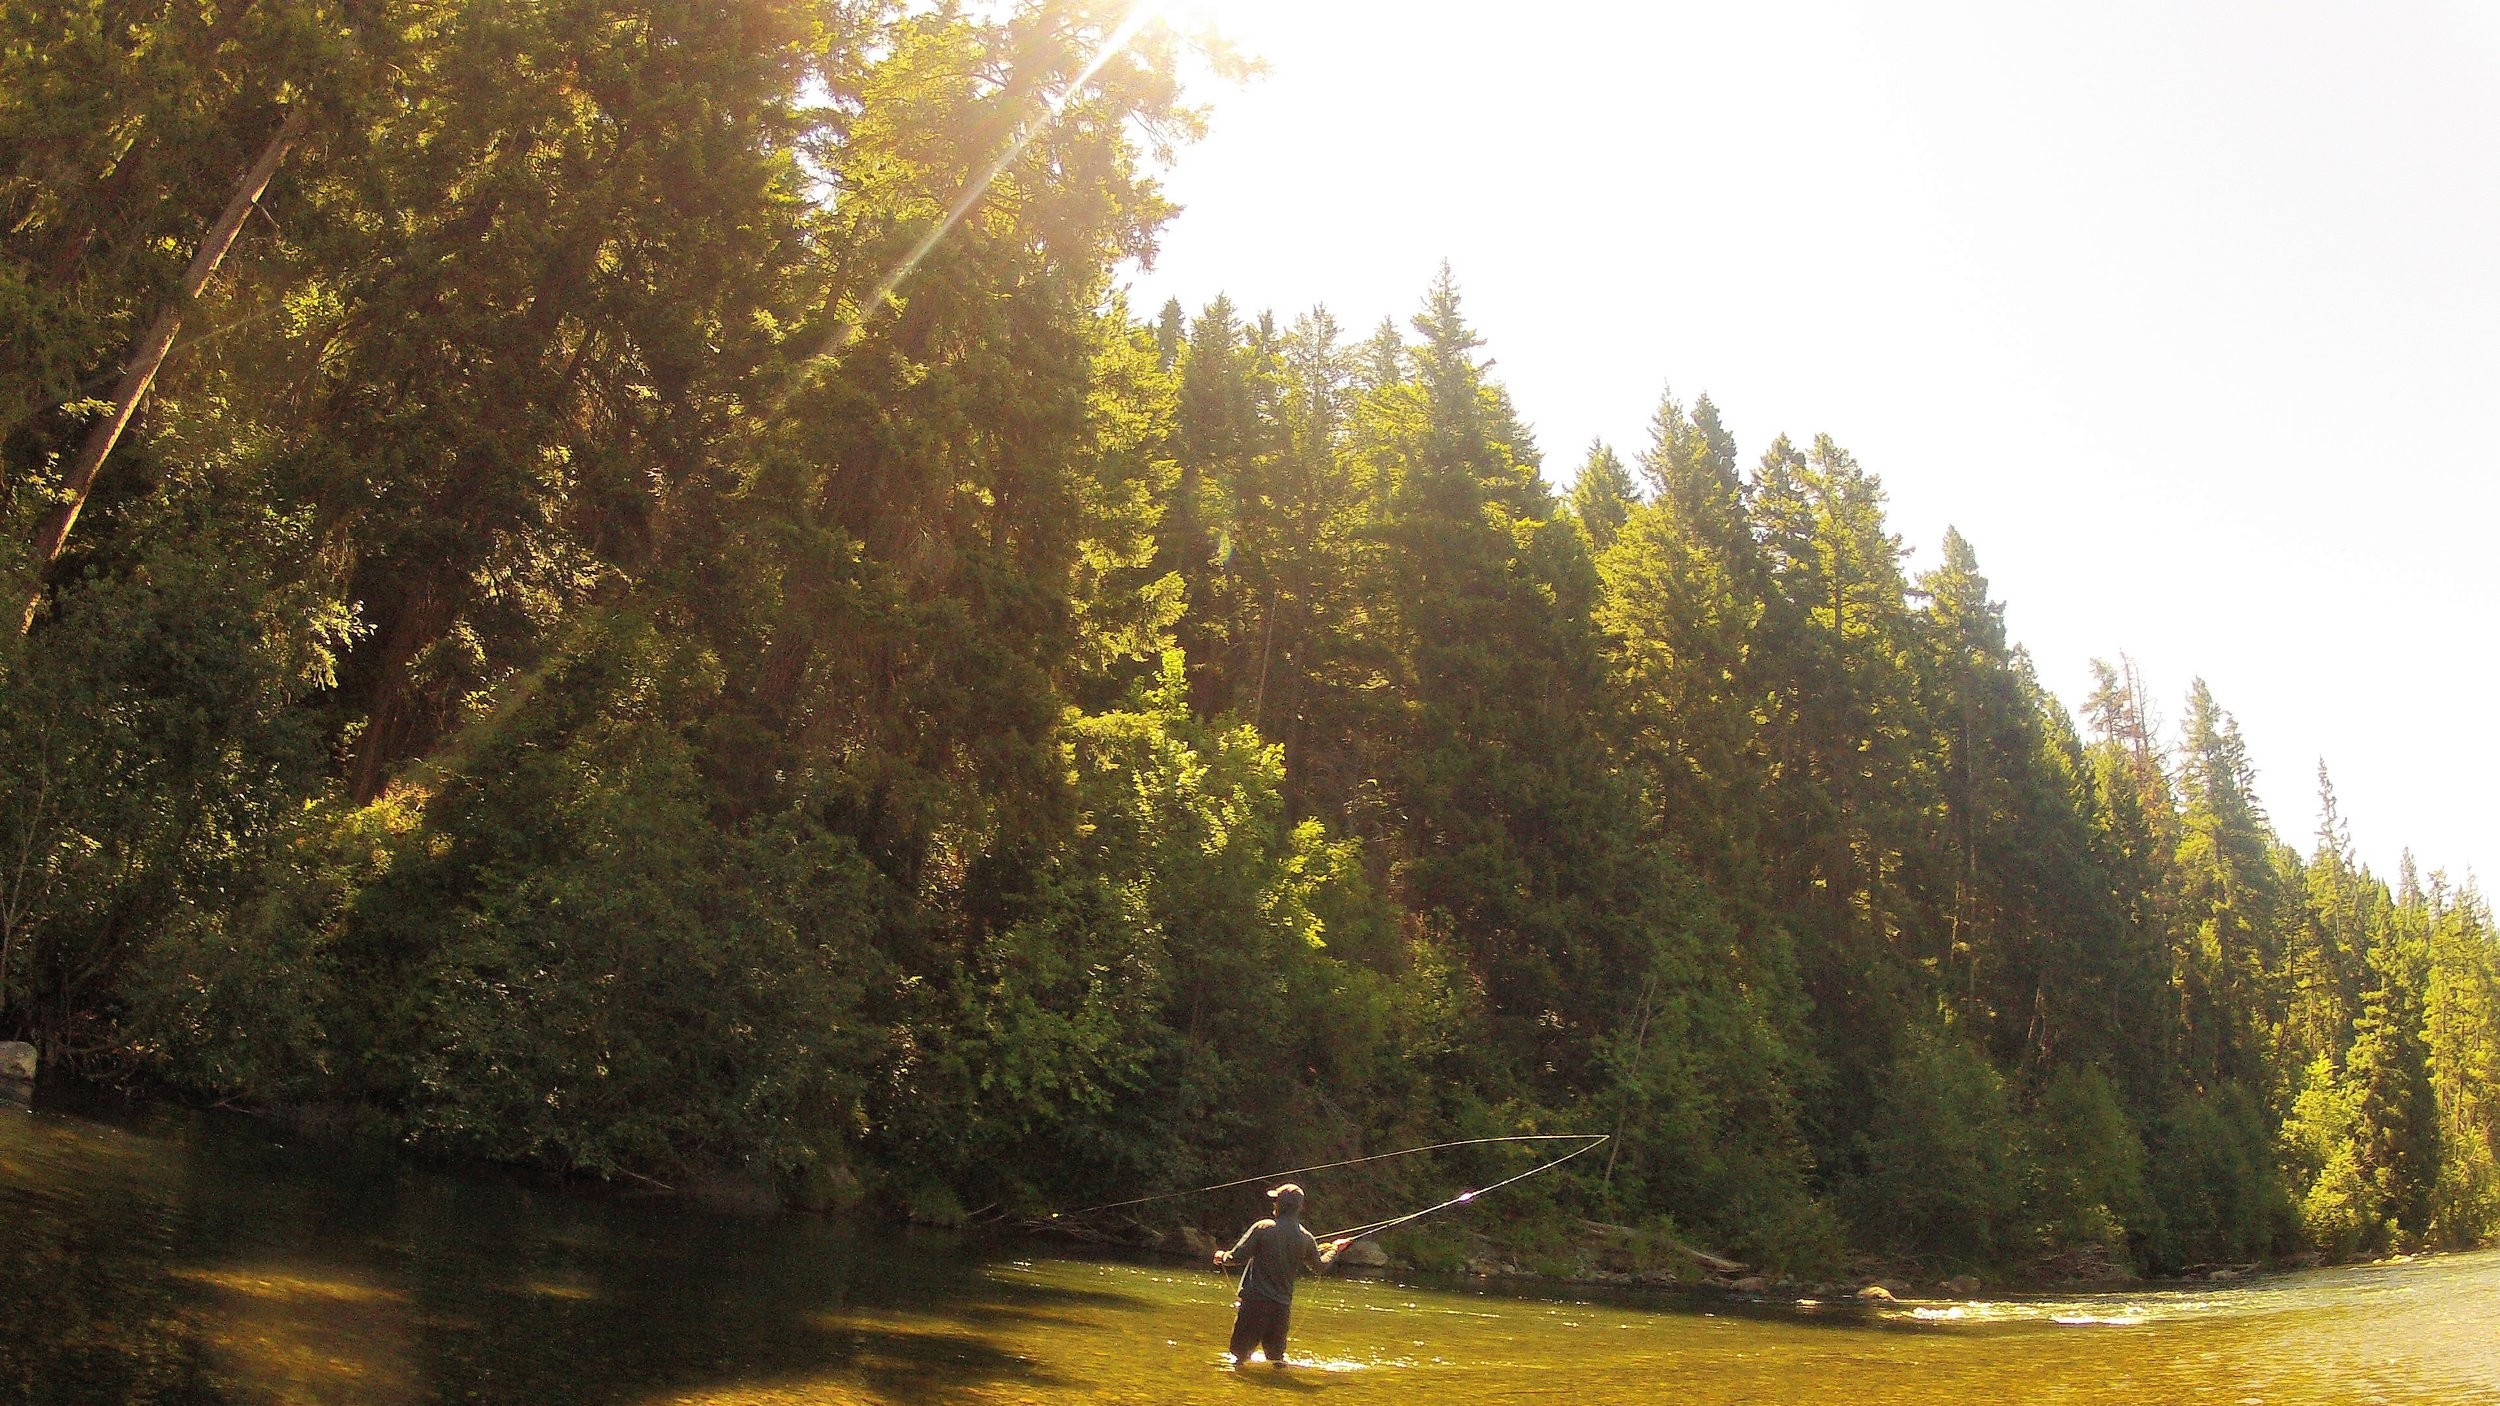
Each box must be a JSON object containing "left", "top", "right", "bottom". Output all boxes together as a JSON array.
[
  {"left": 1031, "top": 1208, "right": 2392, "bottom": 1307},
  {"left": 14, "top": 1073, "right": 2420, "bottom": 1310},
  {"left": 12, "top": 1084, "right": 2500, "bottom": 1405}
]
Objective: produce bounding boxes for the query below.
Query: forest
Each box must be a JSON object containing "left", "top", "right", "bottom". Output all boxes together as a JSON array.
[{"left": 4, "top": 0, "right": 2497, "bottom": 1279}]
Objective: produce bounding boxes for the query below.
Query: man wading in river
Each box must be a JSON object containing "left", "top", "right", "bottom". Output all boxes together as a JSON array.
[{"left": 1213, "top": 1183, "right": 1345, "bottom": 1367}]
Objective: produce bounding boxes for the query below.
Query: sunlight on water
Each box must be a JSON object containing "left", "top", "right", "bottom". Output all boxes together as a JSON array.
[
  {"left": 4, "top": 1097, "right": 2499, "bottom": 1405},
  {"left": 172, "top": 1267, "right": 410, "bottom": 1306}
]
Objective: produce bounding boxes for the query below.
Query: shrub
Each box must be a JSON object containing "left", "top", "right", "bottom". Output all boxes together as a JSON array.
[
  {"left": 356, "top": 614, "right": 881, "bottom": 1182},
  {"left": 2143, "top": 1081, "right": 2290, "bottom": 1270},
  {"left": 1850, "top": 1026, "right": 2026, "bottom": 1267},
  {"left": 2026, "top": 1065, "right": 2150, "bottom": 1256},
  {"left": 122, "top": 792, "right": 419, "bottom": 1101}
]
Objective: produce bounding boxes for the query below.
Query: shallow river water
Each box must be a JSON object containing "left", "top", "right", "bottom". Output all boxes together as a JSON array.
[{"left": 4, "top": 1092, "right": 2497, "bottom": 1405}]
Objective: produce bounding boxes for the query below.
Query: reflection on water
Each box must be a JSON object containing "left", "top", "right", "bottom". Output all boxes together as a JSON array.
[{"left": 4, "top": 1092, "right": 2498, "bottom": 1405}]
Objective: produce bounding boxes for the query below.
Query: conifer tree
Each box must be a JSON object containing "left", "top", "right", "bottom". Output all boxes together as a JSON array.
[
  {"left": 1355, "top": 268, "right": 1633, "bottom": 1083},
  {"left": 1252, "top": 308, "right": 1370, "bottom": 798},
  {"left": 1154, "top": 296, "right": 1185, "bottom": 373},
  {"left": 1914, "top": 529, "right": 2127, "bottom": 1072},
  {"left": 2288, "top": 770, "right": 2376, "bottom": 1071},
  {"left": 2080, "top": 656, "right": 2184, "bottom": 1099},
  {"left": 1598, "top": 390, "right": 1768, "bottom": 894},
  {"left": 1747, "top": 433, "right": 1924, "bottom": 1147},
  {"left": 2424, "top": 885, "right": 2500, "bottom": 1241},
  {"left": 2172, "top": 680, "right": 2290, "bottom": 1091},
  {"left": 1568, "top": 440, "right": 1636, "bottom": 551},
  {"left": 1161, "top": 295, "right": 1257, "bottom": 715}
]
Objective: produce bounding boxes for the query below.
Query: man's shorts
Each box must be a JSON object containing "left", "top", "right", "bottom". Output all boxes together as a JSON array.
[{"left": 1229, "top": 1296, "right": 1292, "bottom": 1363}]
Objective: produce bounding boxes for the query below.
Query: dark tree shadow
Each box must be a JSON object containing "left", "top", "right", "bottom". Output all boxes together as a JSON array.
[{"left": 0, "top": 1101, "right": 1153, "bottom": 1405}]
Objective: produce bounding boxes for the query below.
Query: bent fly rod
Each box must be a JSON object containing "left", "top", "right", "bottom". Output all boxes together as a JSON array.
[
  {"left": 1313, "top": 1134, "right": 1608, "bottom": 1245},
  {"left": 1049, "top": 1133, "right": 1609, "bottom": 1245}
]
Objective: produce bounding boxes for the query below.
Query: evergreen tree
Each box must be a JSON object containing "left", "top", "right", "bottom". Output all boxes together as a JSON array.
[
  {"left": 2286, "top": 769, "right": 2375, "bottom": 1071},
  {"left": 1360, "top": 267, "right": 1629, "bottom": 1081},
  {"left": 2172, "top": 680, "right": 2290, "bottom": 1092},
  {"left": 2080, "top": 656, "right": 2183, "bottom": 1101},
  {"left": 1747, "top": 432, "right": 1924, "bottom": 1157},
  {"left": 1598, "top": 389, "right": 1768, "bottom": 896},
  {"left": 1160, "top": 294, "right": 1258, "bottom": 715},
  {"left": 1914, "top": 529, "right": 2129, "bottom": 1076},
  {"left": 2424, "top": 884, "right": 2500, "bottom": 1243},
  {"left": 1568, "top": 440, "right": 1636, "bottom": 550}
]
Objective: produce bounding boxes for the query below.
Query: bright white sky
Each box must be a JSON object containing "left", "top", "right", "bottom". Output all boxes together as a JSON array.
[{"left": 1125, "top": 0, "right": 2500, "bottom": 885}]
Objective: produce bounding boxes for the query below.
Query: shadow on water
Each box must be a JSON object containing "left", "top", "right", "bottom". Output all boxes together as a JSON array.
[{"left": 0, "top": 1086, "right": 1144, "bottom": 1406}]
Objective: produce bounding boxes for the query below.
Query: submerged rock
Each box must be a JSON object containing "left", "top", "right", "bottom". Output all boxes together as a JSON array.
[{"left": 0, "top": 1042, "right": 32, "bottom": 1083}]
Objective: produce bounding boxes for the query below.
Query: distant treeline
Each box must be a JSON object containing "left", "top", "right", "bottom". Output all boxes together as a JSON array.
[{"left": 4, "top": 0, "right": 2495, "bottom": 1276}]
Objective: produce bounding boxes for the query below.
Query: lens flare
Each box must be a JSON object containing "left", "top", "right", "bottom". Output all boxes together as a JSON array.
[{"left": 830, "top": 0, "right": 1163, "bottom": 357}]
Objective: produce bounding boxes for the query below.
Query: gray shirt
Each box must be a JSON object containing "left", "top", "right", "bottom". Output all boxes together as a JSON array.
[{"left": 1228, "top": 1215, "right": 1326, "bottom": 1305}]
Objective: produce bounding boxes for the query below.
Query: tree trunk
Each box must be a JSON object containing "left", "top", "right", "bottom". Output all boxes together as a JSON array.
[
  {"left": 19, "top": 106, "right": 307, "bottom": 634},
  {"left": 347, "top": 580, "right": 450, "bottom": 803}
]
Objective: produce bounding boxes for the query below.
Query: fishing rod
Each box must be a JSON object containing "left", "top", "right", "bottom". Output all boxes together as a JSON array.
[
  {"left": 1313, "top": 1134, "right": 1608, "bottom": 1246},
  {"left": 1049, "top": 1133, "right": 1608, "bottom": 1222}
]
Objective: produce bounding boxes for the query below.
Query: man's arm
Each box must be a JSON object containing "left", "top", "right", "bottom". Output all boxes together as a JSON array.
[
  {"left": 1303, "top": 1229, "right": 1343, "bottom": 1274},
  {"left": 1215, "top": 1223, "right": 1262, "bottom": 1267}
]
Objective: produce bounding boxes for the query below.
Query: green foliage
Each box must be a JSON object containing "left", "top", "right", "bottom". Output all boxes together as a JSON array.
[
  {"left": 5, "top": 0, "right": 2499, "bottom": 1282},
  {"left": 2280, "top": 1055, "right": 2379, "bottom": 1257},
  {"left": 2171, "top": 681, "right": 2295, "bottom": 1091},
  {"left": 867, "top": 651, "right": 1410, "bottom": 1210},
  {"left": 359, "top": 615, "right": 883, "bottom": 1181},
  {"left": 1850, "top": 1027, "right": 2026, "bottom": 1267},
  {"left": 1593, "top": 885, "right": 1830, "bottom": 1270},
  {"left": 2144, "top": 1082, "right": 2288, "bottom": 1270},
  {"left": 0, "top": 496, "right": 345, "bottom": 1045},
  {"left": 2026, "top": 1065, "right": 2150, "bottom": 1254},
  {"left": 121, "top": 792, "right": 418, "bottom": 1102},
  {"left": 2424, "top": 887, "right": 2500, "bottom": 1244},
  {"left": 1567, "top": 440, "right": 1636, "bottom": 551}
]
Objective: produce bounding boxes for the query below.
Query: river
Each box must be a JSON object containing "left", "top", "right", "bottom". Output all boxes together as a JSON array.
[{"left": 3, "top": 1090, "right": 2495, "bottom": 1404}]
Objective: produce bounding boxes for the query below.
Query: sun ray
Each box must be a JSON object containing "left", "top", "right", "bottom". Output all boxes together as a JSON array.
[{"left": 823, "top": 0, "right": 1164, "bottom": 360}]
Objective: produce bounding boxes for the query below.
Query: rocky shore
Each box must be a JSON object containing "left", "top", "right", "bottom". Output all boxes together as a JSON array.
[{"left": 1031, "top": 1211, "right": 2334, "bottom": 1304}]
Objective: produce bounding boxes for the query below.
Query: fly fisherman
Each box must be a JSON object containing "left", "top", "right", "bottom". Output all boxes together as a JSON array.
[{"left": 1213, "top": 1182, "right": 1346, "bottom": 1367}]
